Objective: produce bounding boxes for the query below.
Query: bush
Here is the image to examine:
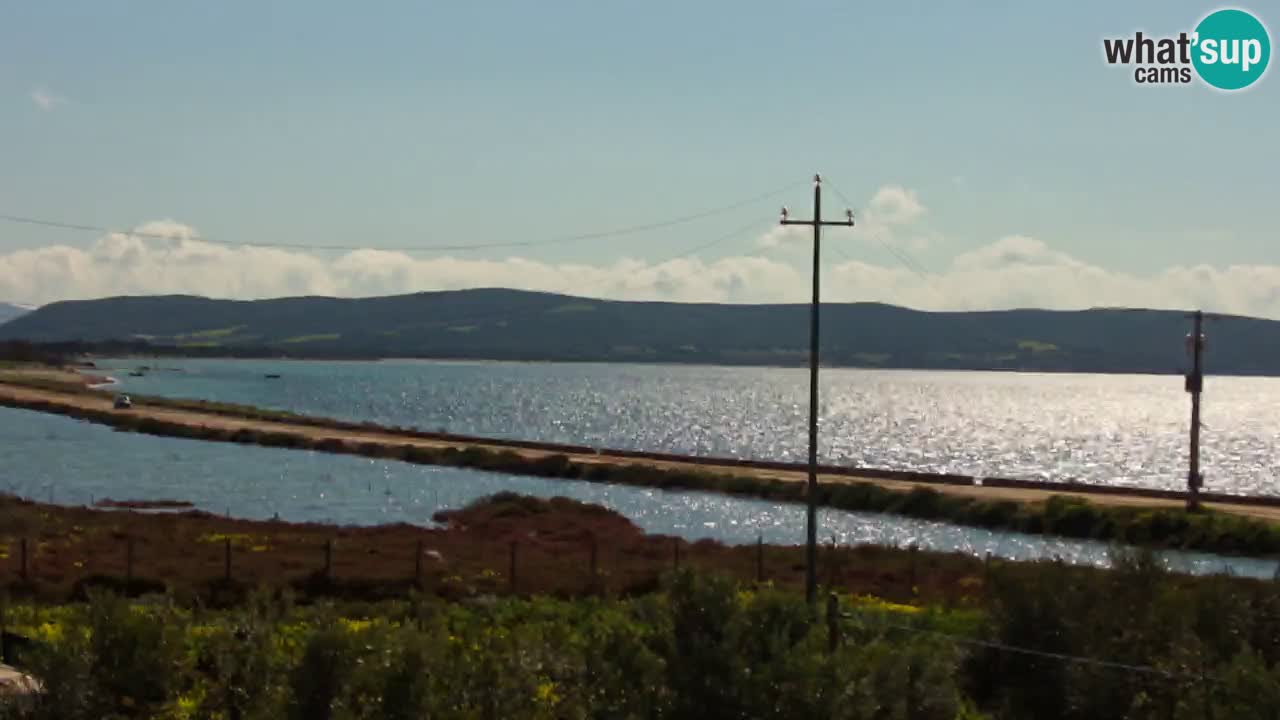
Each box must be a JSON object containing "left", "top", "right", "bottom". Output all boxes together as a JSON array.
[
  {"left": 286, "top": 622, "right": 355, "bottom": 720},
  {"left": 9, "top": 563, "right": 1280, "bottom": 720}
]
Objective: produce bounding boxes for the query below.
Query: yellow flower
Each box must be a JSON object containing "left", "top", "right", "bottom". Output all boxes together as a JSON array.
[
  {"left": 850, "top": 594, "right": 923, "bottom": 615},
  {"left": 21, "top": 621, "right": 65, "bottom": 644},
  {"left": 340, "top": 618, "right": 374, "bottom": 634},
  {"left": 197, "top": 532, "right": 254, "bottom": 547},
  {"left": 168, "top": 691, "right": 202, "bottom": 720},
  {"left": 535, "top": 682, "right": 560, "bottom": 705}
]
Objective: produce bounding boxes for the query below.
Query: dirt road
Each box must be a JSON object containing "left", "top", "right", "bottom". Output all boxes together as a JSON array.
[{"left": 2, "top": 377, "right": 1278, "bottom": 523}]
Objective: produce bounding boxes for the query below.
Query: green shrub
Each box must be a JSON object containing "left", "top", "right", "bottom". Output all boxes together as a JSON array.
[{"left": 286, "top": 622, "right": 355, "bottom": 720}]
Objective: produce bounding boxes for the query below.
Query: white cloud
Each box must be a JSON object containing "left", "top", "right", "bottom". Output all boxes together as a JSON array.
[
  {"left": 4, "top": 221, "right": 1280, "bottom": 319},
  {"left": 951, "top": 235, "right": 1079, "bottom": 271},
  {"left": 30, "top": 87, "right": 64, "bottom": 111},
  {"left": 866, "top": 185, "right": 925, "bottom": 225},
  {"left": 755, "top": 223, "right": 808, "bottom": 249}
]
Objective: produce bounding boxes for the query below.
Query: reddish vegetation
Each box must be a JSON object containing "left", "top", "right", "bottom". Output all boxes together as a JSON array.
[
  {"left": 433, "top": 493, "right": 648, "bottom": 546},
  {"left": 92, "top": 498, "right": 195, "bottom": 510},
  {"left": 0, "top": 492, "right": 986, "bottom": 606}
]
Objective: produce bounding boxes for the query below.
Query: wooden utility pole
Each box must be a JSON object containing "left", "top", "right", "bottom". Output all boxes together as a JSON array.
[
  {"left": 1185, "top": 311, "right": 1206, "bottom": 511},
  {"left": 780, "top": 174, "right": 854, "bottom": 604}
]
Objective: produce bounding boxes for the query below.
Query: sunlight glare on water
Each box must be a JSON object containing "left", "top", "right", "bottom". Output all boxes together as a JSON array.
[
  {"left": 97, "top": 358, "right": 1280, "bottom": 496},
  {"left": 1, "top": 406, "right": 1276, "bottom": 578}
]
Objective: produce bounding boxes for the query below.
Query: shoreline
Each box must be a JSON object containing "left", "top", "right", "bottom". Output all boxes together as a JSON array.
[
  {"left": 73, "top": 351, "right": 1280, "bottom": 379},
  {"left": 0, "top": 365, "right": 114, "bottom": 388},
  {"left": 3, "top": 373, "right": 1280, "bottom": 557}
]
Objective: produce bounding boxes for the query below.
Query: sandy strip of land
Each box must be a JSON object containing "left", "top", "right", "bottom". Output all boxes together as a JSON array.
[
  {"left": 0, "top": 365, "right": 114, "bottom": 387},
  {"left": 1, "top": 377, "right": 1278, "bottom": 523}
]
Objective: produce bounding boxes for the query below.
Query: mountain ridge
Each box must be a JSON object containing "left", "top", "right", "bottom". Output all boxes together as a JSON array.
[
  {"left": 1, "top": 289, "right": 1273, "bottom": 375},
  {"left": 0, "top": 302, "right": 33, "bottom": 326}
]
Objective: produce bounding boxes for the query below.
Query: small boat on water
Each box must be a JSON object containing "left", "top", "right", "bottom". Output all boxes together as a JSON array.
[
  {"left": 128, "top": 371, "right": 145, "bottom": 377},
  {"left": 264, "top": 373, "right": 281, "bottom": 379}
]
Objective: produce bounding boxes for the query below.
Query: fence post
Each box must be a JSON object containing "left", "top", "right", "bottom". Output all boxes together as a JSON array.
[
  {"left": 1202, "top": 670, "right": 1214, "bottom": 720},
  {"left": 827, "top": 536, "right": 839, "bottom": 588},
  {"left": 509, "top": 541, "right": 518, "bottom": 594},
  {"left": 907, "top": 659, "right": 921, "bottom": 720},
  {"left": 826, "top": 592, "right": 840, "bottom": 652},
  {"left": 414, "top": 539, "right": 423, "bottom": 586},
  {"left": 756, "top": 535, "right": 764, "bottom": 583},
  {"left": 323, "top": 539, "right": 333, "bottom": 581},
  {"left": 19, "top": 538, "right": 28, "bottom": 582},
  {"left": 909, "top": 543, "right": 919, "bottom": 593},
  {"left": 224, "top": 538, "right": 232, "bottom": 582},
  {"left": 589, "top": 534, "right": 599, "bottom": 591}
]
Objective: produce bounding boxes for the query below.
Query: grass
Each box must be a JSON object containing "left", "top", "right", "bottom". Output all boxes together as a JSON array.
[
  {"left": 279, "top": 333, "right": 341, "bottom": 344},
  {"left": 179, "top": 325, "right": 247, "bottom": 340},
  {"left": 852, "top": 352, "right": 891, "bottom": 364},
  {"left": 1017, "top": 339, "right": 1059, "bottom": 353}
]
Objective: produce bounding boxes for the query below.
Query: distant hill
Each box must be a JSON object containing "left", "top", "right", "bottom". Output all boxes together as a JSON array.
[
  {"left": 0, "top": 302, "right": 33, "bottom": 326},
  {"left": 0, "top": 289, "right": 1273, "bottom": 375}
]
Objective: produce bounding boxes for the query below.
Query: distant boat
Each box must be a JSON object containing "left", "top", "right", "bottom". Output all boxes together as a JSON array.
[
  {"left": 128, "top": 371, "right": 145, "bottom": 377},
  {"left": 264, "top": 373, "right": 281, "bottom": 379}
]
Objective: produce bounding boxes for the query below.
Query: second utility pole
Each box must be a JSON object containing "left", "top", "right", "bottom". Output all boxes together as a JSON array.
[
  {"left": 1185, "top": 310, "right": 1206, "bottom": 512},
  {"left": 781, "top": 174, "right": 853, "bottom": 605}
]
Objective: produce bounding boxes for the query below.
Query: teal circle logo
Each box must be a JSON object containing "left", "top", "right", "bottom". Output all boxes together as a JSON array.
[{"left": 1192, "top": 8, "right": 1271, "bottom": 90}]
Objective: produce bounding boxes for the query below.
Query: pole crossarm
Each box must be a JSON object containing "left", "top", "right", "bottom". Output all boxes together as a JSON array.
[{"left": 780, "top": 218, "right": 855, "bottom": 227}]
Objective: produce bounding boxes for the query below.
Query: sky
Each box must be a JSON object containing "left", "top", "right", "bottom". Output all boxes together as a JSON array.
[{"left": 2, "top": 1, "right": 1278, "bottom": 315}]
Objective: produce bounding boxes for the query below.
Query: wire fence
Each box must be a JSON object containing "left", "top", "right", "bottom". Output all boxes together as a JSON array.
[{"left": 0, "top": 527, "right": 798, "bottom": 602}]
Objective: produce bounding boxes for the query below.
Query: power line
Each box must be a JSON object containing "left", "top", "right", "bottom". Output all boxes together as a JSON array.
[
  {"left": 95, "top": 217, "right": 766, "bottom": 343},
  {"left": 823, "top": 178, "right": 1030, "bottom": 355},
  {"left": 365, "top": 217, "right": 772, "bottom": 333},
  {"left": 822, "top": 180, "right": 934, "bottom": 283},
  {"left": 844, "top": 606, "right": 1215, "bottom": 685},
  {"left": 0, "top": 180, "right": 805, "bottom": 253}
]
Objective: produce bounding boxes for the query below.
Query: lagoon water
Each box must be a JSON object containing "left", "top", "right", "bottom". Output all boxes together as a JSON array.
[
  {"left": 97, "top": 358, "right": 1280, "bottom": 496},
  {"left": 0, "top": 406, "right": 1275, "bottom": 578}
]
